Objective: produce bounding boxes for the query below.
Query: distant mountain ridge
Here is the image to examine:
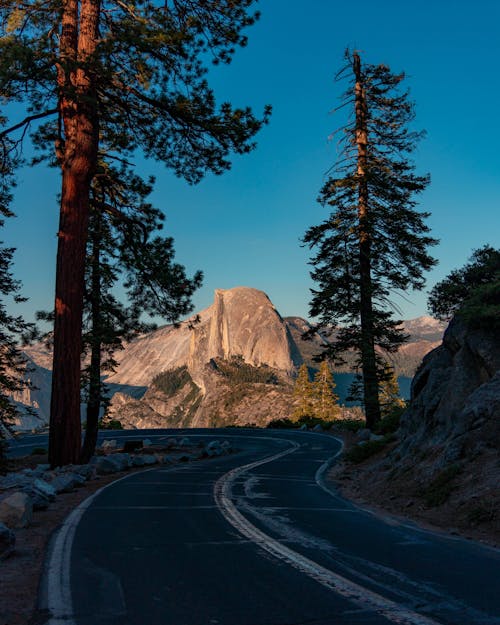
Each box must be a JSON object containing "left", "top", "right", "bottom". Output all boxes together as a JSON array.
[
  {"left": 285, "top": 315, "right": 445, "bottom": 378},
  {"left": 13, "top": 287, "right": 445, "bottom": 430}
]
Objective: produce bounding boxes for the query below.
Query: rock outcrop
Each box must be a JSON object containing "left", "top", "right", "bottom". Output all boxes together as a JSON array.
[
  {"left": 331, "top": 316, "right": 499, "bottom": 542},
  {"left": 398, "top": 316, "right": 500, "bottom": 461}
]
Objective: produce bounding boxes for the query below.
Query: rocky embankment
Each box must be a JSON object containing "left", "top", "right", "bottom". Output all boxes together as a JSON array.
[{"left": 332, "top": 317, "right": 500, "bottom": 545}]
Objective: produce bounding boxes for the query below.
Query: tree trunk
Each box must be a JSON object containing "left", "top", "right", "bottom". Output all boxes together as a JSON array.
[
  {"left": 353, "top": 52, "right": 381, "bottom": 429},
  {"left": 80, "top": 212, "right": 102, "bottom": 464},
  {"left": 49, "top": 0, "right": 100, "bottom": 467}
]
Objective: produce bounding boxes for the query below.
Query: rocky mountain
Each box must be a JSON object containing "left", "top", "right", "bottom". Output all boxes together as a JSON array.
[
  {"left": 286, "top": 315, "right": 445, "bottom": 377},
  {"left": 12, "top": 287, "right": 445, "bottom": 430}
]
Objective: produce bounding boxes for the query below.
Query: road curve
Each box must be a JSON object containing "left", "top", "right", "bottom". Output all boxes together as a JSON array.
[{"left": 39, "top": 429, "right": 500, "bottom": 625}]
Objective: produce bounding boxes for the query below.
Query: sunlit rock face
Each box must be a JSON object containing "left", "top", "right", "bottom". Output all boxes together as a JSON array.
[
  {"left": 14, "top": 287, "right": 303, "bottom": 429},
  {"left": 195, "top": 287, "right": 299, "bottom": 371},
  {"left": 107, "top": 286, "right": 300, "bottom": 388}
]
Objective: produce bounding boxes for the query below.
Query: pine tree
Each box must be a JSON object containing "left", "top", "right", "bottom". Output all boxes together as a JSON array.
[
  {"left": 38, "top": 161, "right": 203, "bottom": 463},
  {"left": 79, "top": 163, "right": 202, "bottom": 462},
  {"left": 428, "top": 246, "right": 500, "bottom": 324},
  {"left": 304, "top": 50, "right": 437, "bottom": 429},
  {"left": 0, "top": 1, "right": 270, "bottom": 465},
  {"left": 292, "top": 364, "right": 314, "bottom": 420},
  {"left": 378, "top": 363, "right": 405, "bottom": 418},
  {"left": 312, "top": 361, "right": 340, "bottom": 421},
  {"left": 0, "top": 139, "right": 34, "bottom": 458}
]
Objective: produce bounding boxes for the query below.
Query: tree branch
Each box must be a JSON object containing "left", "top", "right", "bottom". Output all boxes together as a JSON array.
[{"left": 0, "top": 109, "right": 58, "bottom": 137}]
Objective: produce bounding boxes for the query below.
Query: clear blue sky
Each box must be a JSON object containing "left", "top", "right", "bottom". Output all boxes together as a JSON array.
[{"left": 4, "top": 0, "right": 500, "bottom": 323}]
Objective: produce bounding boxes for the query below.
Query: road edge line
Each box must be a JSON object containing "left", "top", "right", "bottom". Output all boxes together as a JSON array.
[
  {"left": 38, "top": 467, "right": 159, "bottom": 625},
  {"left": 213, "top": 440, "right": 443, "bottom": 625}
]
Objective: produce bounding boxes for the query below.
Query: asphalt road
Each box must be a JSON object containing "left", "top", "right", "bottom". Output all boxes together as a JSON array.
[{"left": 38, "top": 429, "right": 500, "bottom": 625}]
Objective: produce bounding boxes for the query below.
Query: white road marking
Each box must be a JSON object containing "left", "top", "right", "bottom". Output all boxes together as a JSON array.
[
  {"left": 213, "top": 439, "right": 444, "bottom": 625},
  {"left": 41, "top": 468, "right": 158, "bottom": 625}
]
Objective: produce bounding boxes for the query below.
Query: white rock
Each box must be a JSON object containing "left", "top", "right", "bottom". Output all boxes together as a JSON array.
[
  {"left": 101, "top": 439, "right": 117, "bottom": 449},
  {"left": 90, "top": 456, "right": 121, "bottom": 475},
  {"left": 0, "top": 492, "right": 33, "bottom": 529},
  {"left": 131, "top": 455, "right": 147, "bottom": 467},
  {"left": 32, "top": 478, "right": 56, "bottom": 501},
  {"left": 50, "top": 473, "right": 85, "bottom": 494},
  {"left": 111, "top": 453, "right": 132, "bottom": 470}
]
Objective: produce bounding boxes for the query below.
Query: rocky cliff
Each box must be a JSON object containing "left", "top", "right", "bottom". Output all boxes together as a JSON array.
[
  {"left": 106, "top": 287, "right": 301, "bottom": 427},
  {"left": 334, "top": 317, "right": 499, "bottom": 542},
  {"left": 13, "top": 288, "right": 444, "bottom": 431},
  {"left": 286, "top": 315, "right": 444, "bottom": 376},
  {"left": 398, "top": 316, "right": 500, "bottom": 462},
  {"left": 14, "top": 287, "right": 301, "bottom": 430}
]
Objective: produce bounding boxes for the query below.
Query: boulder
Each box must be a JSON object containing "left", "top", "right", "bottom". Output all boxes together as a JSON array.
[
  {"left": 111, "top": 453, "right": 132, "bottom": 471},
  {"left": 90, "top": 455, "right": 122, "bottom": 475},
  {"left": 0, "top": 472, "right": 32, "bottom": 491},
  {"left": 0, "top": 522, "right": 15, "bottom": 559},
  {"left": 206, "top": 440, "right": 221, "bottom": 451},
  {"left": 68, "top": 464, "right": 97, "bottom": 481},
  {"left": 299, "top": 424, "right": 308, "bottom": 431},
  {"left": 142, "top": 438, "right": 152, "bottom": 447},
  {"left": 49, "top": 473, "right": 85, "bottom": 494},
  {"left": 22, "top": 479, "right": 56, "bottom": 510},
  {"left": 0, "top": 492, "right": 33, "bottom": 529},
  {"left": 141, "top": 454, "right": 158, "bottom": 466},
  {"left": 131, "top": 455, "right": 147, "bottom": 467},
  {"left": 206, "top": 447, "right": 222, "bottom": 458},
  {"left": 101, "top": 439, "right": 117, "bottom": 450},
  {"left": 179, "top": 437, "right": 191, "bottom": 447},
  {"left": 312, "top": 424, "right": 323, "bottom": 432}
]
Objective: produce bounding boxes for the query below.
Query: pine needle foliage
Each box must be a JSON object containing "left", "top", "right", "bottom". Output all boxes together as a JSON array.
[
  {"left": 312, "top": 361, "right": 340, "bottom": 421},
  {"left": 304, "top": 50, "right": 437, "bottom": 428},
  {"left": 378, "top": 362, "right": 405, "bottom": 418},
  {"left": 292, "top": 363, "right": 314, "bottom": 420},
  {"left": 428, "top": 245, "right": 500, "bottom": 327},
  {"left": 0, "top": 0, "right": 270, "bottom": 465},
  {"left": 0, "top": 145, "right": 34, "bottom": 446}
]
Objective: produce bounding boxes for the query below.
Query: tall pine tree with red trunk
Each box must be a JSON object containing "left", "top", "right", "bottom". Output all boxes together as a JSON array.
[
  {"left": 48, "top": 0, "right": 100, "bottom": 466},
  {"left": 0, "top": 1, "right": 269, "bottom": 465},
  {"left": 304, "top": 50, "right": 437, "bottom": 429}
]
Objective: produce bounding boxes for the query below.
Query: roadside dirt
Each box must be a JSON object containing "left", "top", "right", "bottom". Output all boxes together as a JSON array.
[{"left": 328, "top": 431, "right": 500, "bottom": 550}]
